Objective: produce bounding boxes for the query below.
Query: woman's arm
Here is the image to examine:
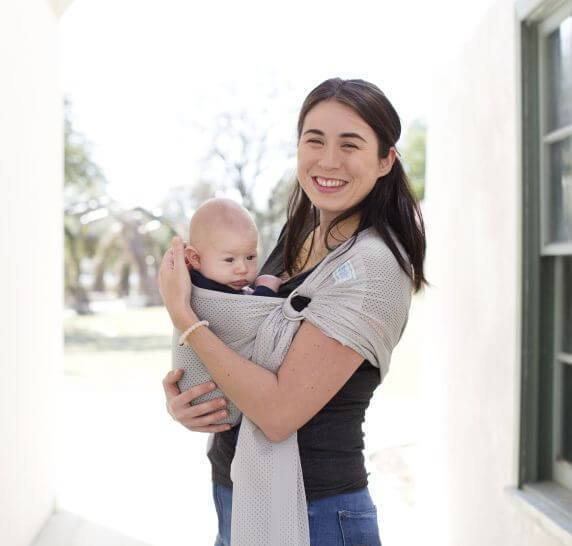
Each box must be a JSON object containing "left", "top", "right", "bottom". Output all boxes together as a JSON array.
[
  {"left": 160, "top": 237, "right": 364, "bottom": 443},
  {"left": 173, "top": 307, "right": 363, "bottom": 443}
]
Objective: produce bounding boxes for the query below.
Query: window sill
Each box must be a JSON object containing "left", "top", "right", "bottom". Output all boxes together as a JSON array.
[{"left": 505, "top": 481, "right": 572, "bottom": 543}]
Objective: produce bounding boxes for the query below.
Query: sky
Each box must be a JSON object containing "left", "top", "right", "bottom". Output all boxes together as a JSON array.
[{"left": 59, "top": 0, "right": 497, "bottom": 209}]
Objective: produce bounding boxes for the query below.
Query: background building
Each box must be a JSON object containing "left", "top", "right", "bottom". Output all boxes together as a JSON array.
[
  {"left": 422, "top": 0, "right": 572, "bottom": 544},
  {"left": 0, "top": 1, "right": 70, "bottom": 545}
]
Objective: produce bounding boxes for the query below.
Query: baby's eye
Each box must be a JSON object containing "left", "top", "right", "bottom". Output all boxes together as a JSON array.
[
  {"left": 224, "top": 258, "right": 234, "bottom": 263},
  {"left": 247, "top": 255, "right": 257, "bottom": 261}
]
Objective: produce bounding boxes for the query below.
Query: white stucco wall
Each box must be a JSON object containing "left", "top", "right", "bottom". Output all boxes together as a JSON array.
[
  {"left": 421, "top": 0, "right": 570, "bottom": 544},
  {"left": 0, "top": 1, "right": 63, "bottom": 545}
]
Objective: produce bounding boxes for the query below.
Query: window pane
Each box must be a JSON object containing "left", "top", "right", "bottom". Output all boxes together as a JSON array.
[
  {"left": 549, "top": 136, "right": 572, "bottom": 243},
  {"left": 565, "top": 257, "right": 572, "bottom": 354},
  {"left": 547, "top": 15, "right": 572, "bottom": 131},
  {"left": 563, "top": 364, "right": 572, "bottom": 462}
]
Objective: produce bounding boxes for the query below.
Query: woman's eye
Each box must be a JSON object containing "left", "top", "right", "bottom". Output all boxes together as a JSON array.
[{"left": 307, "top": 139, "right": 356, "bottom": 149}]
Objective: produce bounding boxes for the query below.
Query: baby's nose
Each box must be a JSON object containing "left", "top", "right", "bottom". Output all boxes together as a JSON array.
[{"left": 234, "top": 261, "right": 247, "bottom": 273}]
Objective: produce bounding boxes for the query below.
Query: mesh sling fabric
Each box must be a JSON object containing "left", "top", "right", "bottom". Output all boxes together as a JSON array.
[{"left": 171, "top": 226, "right": 413, "bottom": 546}]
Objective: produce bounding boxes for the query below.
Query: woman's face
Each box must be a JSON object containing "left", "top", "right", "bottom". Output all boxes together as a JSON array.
[{"left": 296, "top": 99, "right": 395, "bottom": 218}]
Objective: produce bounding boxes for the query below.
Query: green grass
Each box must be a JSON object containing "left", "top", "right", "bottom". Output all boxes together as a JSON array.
[
  {"left": 64, "top": 305, "right": 174, "bottom": 389},
  {"left": 65, "top": 305, "right": 173, "bottom": 348}
]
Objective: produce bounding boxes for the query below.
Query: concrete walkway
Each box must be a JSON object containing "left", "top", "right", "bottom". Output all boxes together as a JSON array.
[{"left": 32, "top": 511, "right": 151, "bottom": 546}]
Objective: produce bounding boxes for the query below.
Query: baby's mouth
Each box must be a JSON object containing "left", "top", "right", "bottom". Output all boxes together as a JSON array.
[{"left": 230, "top": 280, "right": 249, "bottom": 288}]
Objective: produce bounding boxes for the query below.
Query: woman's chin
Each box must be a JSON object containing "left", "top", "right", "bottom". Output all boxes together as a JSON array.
[{"left": 308, "top": 196, "right": 348, "bottom": 215}]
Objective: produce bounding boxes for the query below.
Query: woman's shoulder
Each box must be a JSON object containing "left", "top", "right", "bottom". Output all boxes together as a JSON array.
[
  {"left": 351, "top": 226, "right": 412, "bottom": 287},
  {"left": 355, "top": 225, "right": 406, "bottom": 260}
]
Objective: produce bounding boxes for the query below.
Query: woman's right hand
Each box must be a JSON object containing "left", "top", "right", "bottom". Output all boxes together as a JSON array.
[{"left": 162, "top": 369, "right": 232, "bottom": 433}]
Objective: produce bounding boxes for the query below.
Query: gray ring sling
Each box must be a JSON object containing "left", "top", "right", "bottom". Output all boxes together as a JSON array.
[{"left": 172, "top": 226, "right": 413, "bottom": 546}]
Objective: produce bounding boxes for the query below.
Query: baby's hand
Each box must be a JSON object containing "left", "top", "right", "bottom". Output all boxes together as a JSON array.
[{"left": 254, "top": 274, "right": 283, "bottom": 293}]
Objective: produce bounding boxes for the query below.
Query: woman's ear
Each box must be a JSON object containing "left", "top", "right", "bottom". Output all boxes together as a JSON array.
[
  {"left": 377, "top": 146, "right": 397, "bottom": 177},
  {"left": 184, "top": 245, "right": 201, "bottom": 270}
]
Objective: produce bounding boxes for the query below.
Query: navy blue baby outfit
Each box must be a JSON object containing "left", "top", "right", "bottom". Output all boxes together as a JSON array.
[{"left": 189, "top": 269, "right": 277, "bottom": 297}]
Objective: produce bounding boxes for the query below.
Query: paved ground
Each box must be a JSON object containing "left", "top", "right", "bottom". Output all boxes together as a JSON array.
[
  {"left": 43, "top": 300, "right": 424, "bottom": 546},
  {"left": 32, "top": 510, "right": 151, "bottom": 546}
]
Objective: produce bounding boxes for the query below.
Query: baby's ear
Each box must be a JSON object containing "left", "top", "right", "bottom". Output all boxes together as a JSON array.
[{"left": 184, "top": 245, "right": 200, "bottom": 269}]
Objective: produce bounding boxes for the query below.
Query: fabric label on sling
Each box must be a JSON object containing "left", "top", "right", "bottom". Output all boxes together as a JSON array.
[{"left": 332, "top": 260, "right": 357, "bottom": 285}]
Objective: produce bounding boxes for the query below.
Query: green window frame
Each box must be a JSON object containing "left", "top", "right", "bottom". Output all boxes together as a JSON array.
[{"left": 518, "top": 0, "right": 572, "bottom": 530}]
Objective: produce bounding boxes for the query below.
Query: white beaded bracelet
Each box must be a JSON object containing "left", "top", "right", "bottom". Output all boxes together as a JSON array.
[{"left": 178, "top": 320, "right": 209, "bottom": 346}]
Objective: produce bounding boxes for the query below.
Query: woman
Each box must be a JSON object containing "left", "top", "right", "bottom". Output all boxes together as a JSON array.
[{"left": 159, "top": 77, "right": 428, "bottom": 546}]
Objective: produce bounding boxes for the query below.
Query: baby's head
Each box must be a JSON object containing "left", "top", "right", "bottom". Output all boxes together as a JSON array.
[{"left": 185, "top": 198, "right": 259, "bottom": 291}]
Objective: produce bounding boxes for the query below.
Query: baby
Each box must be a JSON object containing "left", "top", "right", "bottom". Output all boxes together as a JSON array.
[
  {"left": 183, "top": 197, "right": 282, "bottom": 296},
  {"left": 175, "top": 197, "right": 282, "bottom": 427}
]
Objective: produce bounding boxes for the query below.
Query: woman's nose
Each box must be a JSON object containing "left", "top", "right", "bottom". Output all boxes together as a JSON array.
[{"left": 318, "top": 146, "right": 341, "bottom": 169}]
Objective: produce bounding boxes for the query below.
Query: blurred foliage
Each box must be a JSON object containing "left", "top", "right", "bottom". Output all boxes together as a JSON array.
[
  {"left": 64, "top": 96, "right": 107, "bottom": 202},
  {"left": 400, "top": 119, "right": 426, "bottom": 201},
  {"left": 64, "top": 96, "right": 106, "bottom": 314},
  {"left": 194, "top": 89, "right": 297, "bottom": 260},
  {"left": 63, "top": 85, "right": 297, "bottom": 314},
  {"left": 64, "top": 97, "right": 176, "bottom": 313},
  {"left": 157, "top": 181, "right": 217, "bottom": 239}
]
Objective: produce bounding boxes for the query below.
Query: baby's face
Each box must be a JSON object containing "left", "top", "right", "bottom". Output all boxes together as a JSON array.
[{"left": 193, "top": 226, "right": 259, "bottom": 290}]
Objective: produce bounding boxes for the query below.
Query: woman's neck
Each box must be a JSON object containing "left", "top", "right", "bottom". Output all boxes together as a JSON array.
[
  {"left": 316, "top": 211, "right": 361, "bottom": 249},
  {"left": 287, "top": 213, "right": 360, "bottom": 278}
]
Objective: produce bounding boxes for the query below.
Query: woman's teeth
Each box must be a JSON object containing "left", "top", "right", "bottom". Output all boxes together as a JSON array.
[{"left": 314, "top": 176, "right": 348, "bottom": 187}]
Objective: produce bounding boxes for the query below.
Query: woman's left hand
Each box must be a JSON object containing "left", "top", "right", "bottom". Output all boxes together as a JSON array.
[{"left": 158, "top": 236, "right": 193, "bottom": 327}]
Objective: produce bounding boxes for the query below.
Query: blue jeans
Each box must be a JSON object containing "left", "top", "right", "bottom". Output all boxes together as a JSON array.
[{"left": 212, "top": 482, "right": 382, "bottom": 546}]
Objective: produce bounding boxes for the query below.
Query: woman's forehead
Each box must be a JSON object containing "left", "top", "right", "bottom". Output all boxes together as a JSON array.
[{"left": 302, "top": 101, "right": 372, "bottom": 137}]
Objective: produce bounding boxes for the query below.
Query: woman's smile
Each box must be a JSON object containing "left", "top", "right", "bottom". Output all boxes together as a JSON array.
[{"left": 312, "top": 175, "right": 349, "bottom": 193}]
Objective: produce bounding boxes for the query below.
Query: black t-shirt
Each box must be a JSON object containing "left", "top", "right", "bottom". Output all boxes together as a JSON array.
[{"left": 207, "top": 224, "right": 381, "bottom": 500}]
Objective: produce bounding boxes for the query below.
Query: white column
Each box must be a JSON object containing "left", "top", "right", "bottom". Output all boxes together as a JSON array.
[{"left": 0, "top": 1, "right": 65, "bottom": 544}]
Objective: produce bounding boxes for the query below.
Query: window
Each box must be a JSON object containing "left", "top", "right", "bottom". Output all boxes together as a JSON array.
[{"left": 520, "top": 0, "right": 572, "bottom": 501}]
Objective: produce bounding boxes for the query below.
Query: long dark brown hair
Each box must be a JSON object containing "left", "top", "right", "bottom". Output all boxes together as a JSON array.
[{"left": 282, "top": 77, "right": 428, "bottom": 293}]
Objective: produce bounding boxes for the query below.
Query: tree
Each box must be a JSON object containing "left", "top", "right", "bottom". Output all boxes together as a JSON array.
[
  {"left": 64, "top": 96, "right": 108, "bottom": 314},
  {"left": 400, "top": 119, "right": 426, "bottom": 201},
  {"left": 156, "top": 181, "right": 217, "bottom": 239},
  {"left": 197, "top": 101, "right": 297, "bottom": 260},
  {"left": 64, "top": 97, "right": 177, "bottom": 309},
  {"left": 88, "top": 205, "right": 177, "bottom": 305}
]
